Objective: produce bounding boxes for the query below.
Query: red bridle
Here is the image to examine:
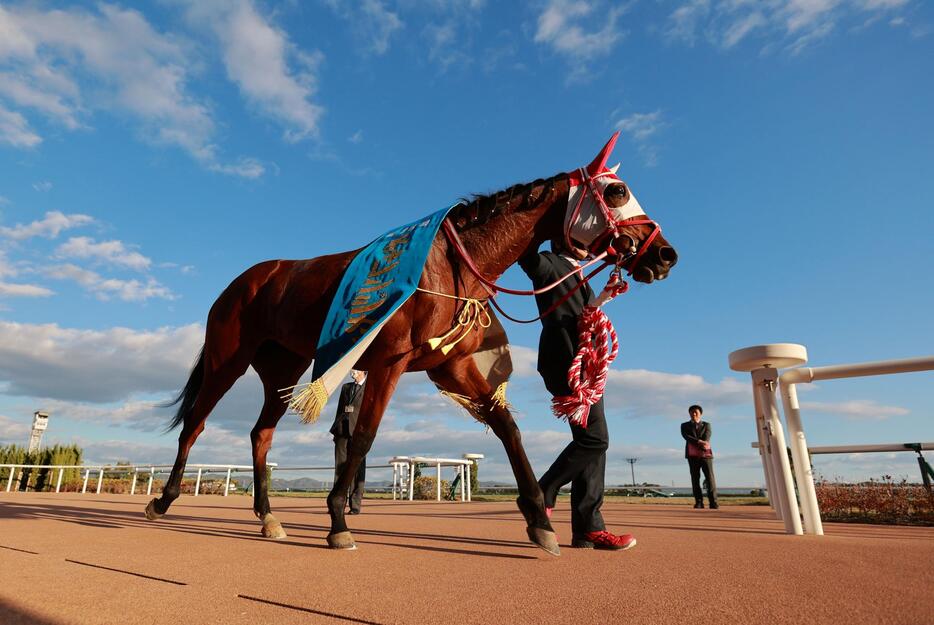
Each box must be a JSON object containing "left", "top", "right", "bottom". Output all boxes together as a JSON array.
[
  {"left": 439, "top": 171, "right": 662, "bottom": 323},
  {"left": 567, "top": 166, "right": 662, "bottom": 278}
]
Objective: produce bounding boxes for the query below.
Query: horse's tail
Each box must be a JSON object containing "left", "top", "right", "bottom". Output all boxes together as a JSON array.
[{"left": 162, "top": 346, "right": 205, "bottom": 432}]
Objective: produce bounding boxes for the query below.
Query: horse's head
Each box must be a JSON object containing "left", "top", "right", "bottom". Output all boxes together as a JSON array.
[{"left": 564, "top": 133, "right": 678, "bottom": 284}]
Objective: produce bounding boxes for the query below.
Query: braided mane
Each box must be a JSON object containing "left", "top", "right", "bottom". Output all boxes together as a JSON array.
[{"left": 449, "top": 174, "right": 562, "bottom": 232}]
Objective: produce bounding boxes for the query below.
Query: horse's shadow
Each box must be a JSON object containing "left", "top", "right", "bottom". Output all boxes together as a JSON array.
[{"left": 0, "top": 500, "right": 539, "bottom": 560}]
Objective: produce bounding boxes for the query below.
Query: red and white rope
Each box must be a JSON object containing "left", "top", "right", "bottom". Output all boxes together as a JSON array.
[{"left": 551, "top": 299, "right": 621, "bottom": 428}]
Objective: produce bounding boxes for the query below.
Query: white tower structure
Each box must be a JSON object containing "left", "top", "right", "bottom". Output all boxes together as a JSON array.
[{"left": 27, "top": 411, "right": 49, "bottom": 453}]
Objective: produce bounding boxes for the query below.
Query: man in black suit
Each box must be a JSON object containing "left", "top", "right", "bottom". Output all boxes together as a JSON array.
[
  {"left": 519, "top": 240, "right": 636, "bottom": 551},
  {"left": 330, "top": 369, "right": 367, "bottom": 514},
  {"left": 681, "top": 404, "right": 718, "bottom": 509}
]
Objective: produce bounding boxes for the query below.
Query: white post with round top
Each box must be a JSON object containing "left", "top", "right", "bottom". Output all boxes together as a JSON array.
[{"left": 729, "top": 344, "right": 807, "bottom": 535}]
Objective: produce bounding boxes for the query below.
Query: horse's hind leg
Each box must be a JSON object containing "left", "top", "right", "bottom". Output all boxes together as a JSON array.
[
  {"left": 250, "top": 342, "right": 311, "bottom": 539},
  {"left": 427, "top": 358, "right": 559, "bottom": 556},
  {"left": 145, "top": 354, "right": 251, "bottom": 520}
]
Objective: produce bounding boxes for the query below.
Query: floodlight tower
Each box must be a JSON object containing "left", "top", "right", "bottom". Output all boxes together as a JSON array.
[
  {"left": 625, "top": 457, "right": 639, "bottom": 486},
  {"left": 27, "top": 412, "right": 49, "bottom": 453}
]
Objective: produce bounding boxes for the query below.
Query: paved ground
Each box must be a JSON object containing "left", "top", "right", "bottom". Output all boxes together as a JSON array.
[{"left": 1, "top": 493, "right": 932, "bottom": 625}]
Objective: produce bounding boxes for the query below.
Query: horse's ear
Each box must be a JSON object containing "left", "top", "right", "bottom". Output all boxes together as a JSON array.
[{"left": 586, "top": 131, "right": 620, "bottom": 175}]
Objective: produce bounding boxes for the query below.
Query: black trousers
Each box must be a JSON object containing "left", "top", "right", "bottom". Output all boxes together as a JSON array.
[
  {"left": 539, "top": 368, "right": 609, "bottom": 534},
  {"left": 334, "top": 437, "right": 366, "bottom": 511},
  {"left": 688, "top": 457, "right": 717, "bottom": 505}
]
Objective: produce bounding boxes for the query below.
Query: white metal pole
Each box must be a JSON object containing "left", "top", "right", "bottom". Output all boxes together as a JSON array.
[
  {"left": 754, "top": 369, "right": 802, "bottom": 535},
  {"left": 82, "top": 469, "right": 90, "bottom": 494},
  {"left": 409, "top": 461, "right": 415, "bottom": 501},
  {"left": 465, "top": 462, "right": 472, "bottom": 502},
  {"left": 147, "top": 469, "right": 154, "bottom": 496},
  {"left": 751, "top": 378, "right": 777, "bottom": 511},
  {"left": 780, "top": 381, "right": 823, "bottom": 535},
  {"left": 56, "top": 468, "right": 64, "bottom": 493},
  {"left": 96, "top": 468, "right": 104, "bottom": 494},
  {"left": 6, "top": 466, "right": 15, "bottom": 492},
  {"left": 130, "top": 470, "right": 138, "bottom": 495},
  {"left": 392, "top": 464, "right": 398, "bottom": 500},
  {"left": 194, "top": 467, "right": 203, "bottom": 496},
  {"left": 224, "top": 468, "right": 232, "bottom": 497},
  {"left": 459, "top": 465, "right": 465, "bottom": 502},
  {"left": 436, "top": 462, "right": 442, "bottom": 501}
]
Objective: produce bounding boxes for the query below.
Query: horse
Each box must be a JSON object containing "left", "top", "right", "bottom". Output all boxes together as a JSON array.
[{"left": 144, "top": 135, "right": 678, "bottom": 555}]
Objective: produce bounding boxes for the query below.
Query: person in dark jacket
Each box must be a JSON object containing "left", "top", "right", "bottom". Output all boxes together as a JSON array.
[
  {"left": 519, "top": 240, "right": 636, "bottom": 551},
  {"left": 330, "top": 369, "right": 367, "bottom": 514},
  {"left": 681, "top": 404, "right": 718, "bottom": 509}
]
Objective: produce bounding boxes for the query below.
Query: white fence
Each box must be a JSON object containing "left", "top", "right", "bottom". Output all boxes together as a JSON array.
[
  {"left": 730, "top": 343, "right": 934, "bottom": 535},
  {"left": 1, "top": 453, "right": 486, "bottom": 502},
  {"left": 1, "top": 463, "right": 275, "bottom": 496}
]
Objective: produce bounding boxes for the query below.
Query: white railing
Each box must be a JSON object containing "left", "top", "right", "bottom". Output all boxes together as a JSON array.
[
  {"left": 1, "top": 453, "right": 487, "bottom": 502},
  {"left": 0, "top": 463, "right": 275, "bottom": 496},
  {"left": 730, "top": 343, "right": 934, "bottom": 536}
]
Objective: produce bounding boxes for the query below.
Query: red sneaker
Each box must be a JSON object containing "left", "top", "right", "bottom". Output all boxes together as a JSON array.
[
  {"left": 572, "top": 530, "right": 637, "bottom": 551},
  {"left": 545, "top": 507, "right": 553, "bottom": 519}
]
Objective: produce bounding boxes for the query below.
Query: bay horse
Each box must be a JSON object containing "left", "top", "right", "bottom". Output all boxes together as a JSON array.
[{"left": 145, "top": 138, "right": 678, "bottom": 555}]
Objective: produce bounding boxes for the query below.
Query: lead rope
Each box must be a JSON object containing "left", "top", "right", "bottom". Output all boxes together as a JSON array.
[{"left": 551, "top": 270, "right": 627, "bottom": 427}]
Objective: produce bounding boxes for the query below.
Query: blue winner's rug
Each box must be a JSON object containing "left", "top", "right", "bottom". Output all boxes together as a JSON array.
[{"left": 282, "top": 205, "right": 455, "bottom": 422}]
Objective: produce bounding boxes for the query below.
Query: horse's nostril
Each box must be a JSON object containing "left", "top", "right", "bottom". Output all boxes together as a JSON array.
[{"left": 659, "top": 246, "right": 678, "bottom": 266}]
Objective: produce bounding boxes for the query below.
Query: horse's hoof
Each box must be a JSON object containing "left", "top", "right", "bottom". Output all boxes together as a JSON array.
[
  {"left": 144, "top": 498, "right": 164, "bottom": 521},
  {"left": 527, "top": 526, "right": 560, "bottom": 556},
  {"left": 327, "top": 531, "right": 357, "bottom": 550},
  {"left": 260, "top": 514, "right": 287, "bottom": 539}
]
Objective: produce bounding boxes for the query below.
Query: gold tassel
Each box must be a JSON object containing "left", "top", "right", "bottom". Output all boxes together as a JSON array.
[
  {"left": 491, "top": 381, "right": 511, "bottom": 411},
  {"left": 280, "top": 379, "right": 329, "bottom": 424},
  {"left": 439, "top": 389, "right": 480, "bottom": 414}
]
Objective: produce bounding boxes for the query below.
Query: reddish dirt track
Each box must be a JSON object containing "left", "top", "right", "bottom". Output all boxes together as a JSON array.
[{"left": 1, "top": 493, "right": 932, "bottom": 625}]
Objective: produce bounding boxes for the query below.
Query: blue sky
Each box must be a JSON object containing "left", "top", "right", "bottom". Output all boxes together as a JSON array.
[{"left": 1, "top": 0, "right": 932, "bottom": 488}]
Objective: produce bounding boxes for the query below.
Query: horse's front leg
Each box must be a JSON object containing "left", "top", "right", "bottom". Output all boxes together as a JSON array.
[
  {"left": 326, "top": 359, "right": 407, "bottom": 550},
  {"left": 427, "top": 358, "right": 560, "bottom": 556}
]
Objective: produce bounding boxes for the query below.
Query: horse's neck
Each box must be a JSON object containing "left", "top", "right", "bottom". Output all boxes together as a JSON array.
[{"left": 458, "top": 185, "right": 565, "bottom": 280}]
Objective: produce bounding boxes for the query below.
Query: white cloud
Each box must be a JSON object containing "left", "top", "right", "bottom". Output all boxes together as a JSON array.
[
  {"left": 0, "top": 71, "right": 82, "bottom": 130},
  {"left": 348, "top": 130, "right": 364, "bottom": 144},
  {"left": 615, "top": 110, "right": 666, "bottom": 166},
  {"left": 325, "top": 0, "right": 404, "bottom": 55},
  {"left": 46, "top": 263, "right": 175, "bottom": 302},
  {"left": 799, "top": 399, "right": 910, "bottom": 421},
  {"left": 0, "top": 281, "right": 53, "bottom": 297},
  {"left": 56, "top": 237, "right": 152, "bottom": 272},
  {"left": 663, "top": 0, "right": 911, "bottom": 52},
  {"left": 0, "top": 102, "right": 41, "bottom": 147},
  {"left": 0, "top": 413, "right": 30, "bottom": 443},
  {"left": 616, "top": 110, "right": 665, "bottom": 142},
  {"left": 0, "top": 4, "right": 260, "bottom": 177},
  {"left": 604, "top": 368, "right": 749, "bottom": 418},
  {"left": 0, "top": 321, "right": 203, "bottom": 402},
  {"left": 534, "top": 0, "right": 626, "bottom": 60},
  {"left": 209, "top": 157, "right": 266, "bottom": 179},
  {"left": 0, "top": 210, "right": 93, "bottom": 240},
  {"left": 179, "top": 0, "right": 324, "bottom": 143}
]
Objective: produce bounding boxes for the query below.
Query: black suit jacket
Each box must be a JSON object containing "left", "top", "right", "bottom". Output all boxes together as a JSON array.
[
  {"left": 329, "top": 381, "right": 366, "bottom": 438},
  {"left": 681, "top": 420, "right": 712, "bottom": 459},
  {"left": 518, "top": 250, "right": 594, "bottom": 390}
]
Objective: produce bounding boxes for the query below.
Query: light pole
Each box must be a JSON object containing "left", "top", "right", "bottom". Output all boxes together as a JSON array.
[{"left": 625, "top": 458, "right": 639, "bottom": 486}]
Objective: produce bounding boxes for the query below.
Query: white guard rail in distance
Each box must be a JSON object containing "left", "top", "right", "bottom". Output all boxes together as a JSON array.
[
  {"left": 730, "top": 344, "right": 934, "bottom": 536},
  {"left": 1, "top": 463, "right": 276, "bottom": 496}
]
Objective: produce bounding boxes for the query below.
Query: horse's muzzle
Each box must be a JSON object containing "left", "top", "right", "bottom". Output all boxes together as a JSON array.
[{"left": 632, "top": 245, "right": 678, "bottom": 283}]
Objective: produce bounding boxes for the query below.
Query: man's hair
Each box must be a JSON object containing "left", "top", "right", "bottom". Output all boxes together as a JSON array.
[{"left": 688, "top": 404, "right": 703, "bottom": 415}]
